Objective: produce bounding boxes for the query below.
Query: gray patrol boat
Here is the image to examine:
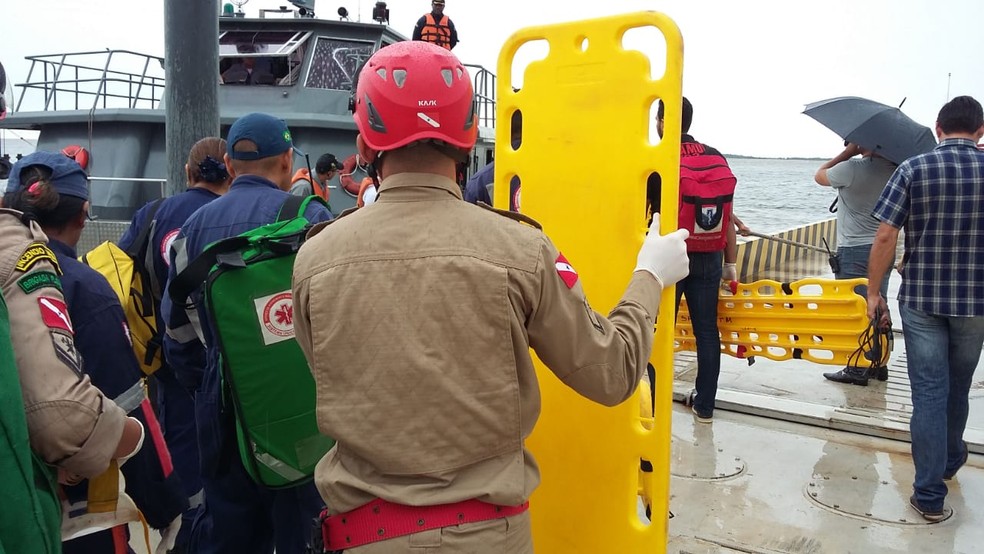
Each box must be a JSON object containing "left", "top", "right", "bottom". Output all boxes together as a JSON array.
[{"left": 0, "top": 1, "right": 496, "bottom": 249}]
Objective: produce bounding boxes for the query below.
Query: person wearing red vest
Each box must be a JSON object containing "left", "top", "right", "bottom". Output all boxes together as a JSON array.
[
  {"left": 412, "top": 0, "right": 458, "bottom": 51},
  {"left": 647, "top": 97, "right": 738, "bottom": 424}
]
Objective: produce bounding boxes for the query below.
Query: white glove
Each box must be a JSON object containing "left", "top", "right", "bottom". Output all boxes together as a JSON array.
[
  {"left": 722, "top": 262, "right": 737, "bottom": 283},
  {"left": 156, "top": 515, "right": 182, "bottom": 554},
  {"left": 634, "top": 214, "right": 690, "bottom": 288},
  {"left": 117, "top": 417, "right": 145, "bottom": 467}
]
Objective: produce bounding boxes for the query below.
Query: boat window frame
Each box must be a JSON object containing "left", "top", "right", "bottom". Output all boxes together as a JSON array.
[
  {"left": 302, "top": 35, "right": 379, "bottom": 92},
  {"left": 218, "top": 30, "right": 313, "bottom": 57}
]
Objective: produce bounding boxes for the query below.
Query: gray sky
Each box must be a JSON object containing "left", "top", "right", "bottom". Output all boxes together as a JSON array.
[{"left": 3, "top": 0, "right": 983, "bottom": 158}]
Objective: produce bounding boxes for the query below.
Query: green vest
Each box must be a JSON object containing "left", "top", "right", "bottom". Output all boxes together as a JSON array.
[{"left": 0, "top": 290, "right": 62, "bottom": 553}]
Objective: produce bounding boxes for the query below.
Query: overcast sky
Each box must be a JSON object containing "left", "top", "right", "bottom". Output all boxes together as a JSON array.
[{"left": 2, "top": 0, "right": 983, "bottom": 158}]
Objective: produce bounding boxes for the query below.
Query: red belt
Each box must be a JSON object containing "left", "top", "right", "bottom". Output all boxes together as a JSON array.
[{"left": 322, "top": 498, "right": 530, "bottom": 550}]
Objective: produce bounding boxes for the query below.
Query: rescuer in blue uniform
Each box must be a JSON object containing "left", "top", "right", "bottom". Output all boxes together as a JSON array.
[
  {"left": 4, "top": 151, "right": 187, "bottom": 553},
  {"left": 161, "top": 113, "right": 331, "bottom": 554},
  {"left": 117, "top": 137, "right": 232, "bottom": 552}
]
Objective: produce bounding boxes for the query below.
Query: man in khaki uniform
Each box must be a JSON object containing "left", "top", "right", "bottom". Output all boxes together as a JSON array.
[
  {"left": 293, "top": 42, "right": 690, "bottom": 553},
  {"left": 0, "top": 209, "right": 143, "bottom": 480}
]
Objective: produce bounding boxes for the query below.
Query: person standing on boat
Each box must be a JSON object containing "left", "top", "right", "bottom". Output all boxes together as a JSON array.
[
  {"left": 412, "top": 0, "right": 459, "bottom": 51},
  {"left": 866, "top": 95, "right": 984, "bottom": 522},
  {"left": 814, "top": 142, "right": 897, "bottom": 386},
  {"left": 289, "top": 152, "right": 342, "bottom": 201},
  {"left": 4, "top": 152, "right": 187, "bottom": 553},
  {"left": 292, "top": 41, "right": 690, "bottom": 553},
  {"left": 160, "top": 114, "right": 331, "bottom": 554},
  {"left": 116, "top": 137, "right": 233, "bottom": 553},
  {"left": 649, "top": 97, "right": 738, "bottom": 424}
]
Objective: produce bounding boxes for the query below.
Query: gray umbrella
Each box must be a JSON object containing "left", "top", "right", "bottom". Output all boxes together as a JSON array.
[{"left": 803, "top": 96, "right": 937, "bottom": 165}]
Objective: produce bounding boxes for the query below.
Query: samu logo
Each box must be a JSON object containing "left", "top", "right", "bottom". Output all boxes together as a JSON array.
[{"left": 418, "top": 100, "right": 438, "bottom": 107}]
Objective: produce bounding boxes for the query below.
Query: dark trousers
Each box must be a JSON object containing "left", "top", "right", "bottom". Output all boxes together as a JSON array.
[
  {"left": 675, "top": 250, "right": 724, "bottom": 414},
  {"left": 189, "top": 452, "right": 324, "bottom": 554}
]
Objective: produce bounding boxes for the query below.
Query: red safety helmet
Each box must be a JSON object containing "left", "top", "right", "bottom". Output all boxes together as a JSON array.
[{"left": 353, "top": 41, "right": 477, "bottom": 154}]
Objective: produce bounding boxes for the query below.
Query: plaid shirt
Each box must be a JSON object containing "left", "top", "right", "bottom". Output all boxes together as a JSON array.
[{"left": 873, "top": 138, "right": 984, "bottom": 316}]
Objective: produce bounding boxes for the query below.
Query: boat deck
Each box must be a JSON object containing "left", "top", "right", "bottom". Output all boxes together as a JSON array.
[{"left": 664, "top": 267, "right": 983, "bottom": 553}]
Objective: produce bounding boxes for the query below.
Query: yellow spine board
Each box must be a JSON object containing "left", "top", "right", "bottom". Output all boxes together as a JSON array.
[
  {"left": 675, "top": 277, "right": 872, "bottom": 365},
  {"left": 498, "top": 12, "right": 683, "bottom": 552}
]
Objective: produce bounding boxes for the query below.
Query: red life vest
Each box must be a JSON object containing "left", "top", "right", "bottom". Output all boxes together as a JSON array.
[
  {"left": 678, "top": 142, "right": 736, "bottom": 252},
  {"left": 420, "top": 13, "right": 452, "bottom": 50}
]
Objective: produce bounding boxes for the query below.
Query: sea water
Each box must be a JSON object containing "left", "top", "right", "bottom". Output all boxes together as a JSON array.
[{"left": 729, "top": 157, "right": 835, "bottom": 235}]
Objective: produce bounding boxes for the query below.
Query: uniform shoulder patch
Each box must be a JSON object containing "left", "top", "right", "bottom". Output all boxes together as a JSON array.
[
  {"left": 555, "top": 253, "right": 579, "bottom": 288},
  {"left": 17, "top": 271, "right": 63, "bottom": 295},
  {"left": 476, "top": 202, "right": 542, "bottom": 230},
  {"left": 16, "top": 242, "right": 61, "bottom": 274}
]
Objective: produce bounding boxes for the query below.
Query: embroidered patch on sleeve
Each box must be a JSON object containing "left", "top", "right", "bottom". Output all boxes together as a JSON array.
[
  {"left": 50, "top": 330, "right": 84, "bottom": 377},
  {"left": 555, "top": 253, "right": 579, "bottom": 289},
  {"left": 38, "top": 296, "right": 74, "bottom": 333},
  {"left": 15, "top": 243, "right": 61, "bottom": 274},
  {"left": 17, "top": 271, "right": 63, "bottom": 295}
]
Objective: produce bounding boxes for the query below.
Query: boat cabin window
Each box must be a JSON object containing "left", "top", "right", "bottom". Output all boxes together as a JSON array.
[
  {"left": 304, "top": 37, "right": 375, "bottom": 91},
  {"left": 219, "top": 31, "right": 311, "bottom": 86}
]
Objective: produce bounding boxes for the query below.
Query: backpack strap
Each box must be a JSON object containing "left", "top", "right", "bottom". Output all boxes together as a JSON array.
[
  {"left": 277, "top": 194, "right": 329, "bottom": 222},
  {"left": 168, "top": 235, "right": 252, "bottom": 307},
  {"left": 124, "top": 199, "right": 165, "bottom": 313},
  {"left": 169, "top": 195, "right": 329, "bottom": 306},
  {"left": 123, "top": 199, "right": 164, "bottom": 260}
]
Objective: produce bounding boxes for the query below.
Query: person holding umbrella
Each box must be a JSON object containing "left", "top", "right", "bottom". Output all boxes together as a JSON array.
[
  {"left": 813, "top": 142, "right": 897, "bottom": 386},
  {"left": 804, "top": 96, "right": 937, "bottom": 386},
  {"left": 866, "top": 95, "right": 984, "bottom": 522}
]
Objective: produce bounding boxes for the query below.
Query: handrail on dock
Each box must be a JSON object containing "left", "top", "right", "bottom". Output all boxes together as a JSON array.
[{"left": 14, "top": 50, "right": 165, "bottom": 112}]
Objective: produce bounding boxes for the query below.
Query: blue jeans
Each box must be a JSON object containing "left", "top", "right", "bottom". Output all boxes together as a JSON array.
[
  {"left": 900, "top": 304, "right": 984, "bottom": 510},
  {"left": 836, "top": 243, "right": 891, "bottom": 299},
  {"left": 834, "top": 244, "right": 895, "bottom": 300},
  {"left": 676, "top": 251, "right": 723, "bottom": 414}
]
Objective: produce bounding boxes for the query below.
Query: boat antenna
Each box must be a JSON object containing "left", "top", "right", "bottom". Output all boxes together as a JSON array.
[
  {"left": 946, "top": 72, "right": 952, "bottom": 101},
  {"left": 232, "top": 0, "right": 249, "bottom": 17}
]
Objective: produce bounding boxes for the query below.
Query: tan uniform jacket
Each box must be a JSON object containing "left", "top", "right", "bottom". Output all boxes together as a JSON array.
[
  {"left": 293, "top": 174, "right": 660, "bottom": 514},
  {"left": 0, "top": 210, "right": 126, "bottom": 478}
]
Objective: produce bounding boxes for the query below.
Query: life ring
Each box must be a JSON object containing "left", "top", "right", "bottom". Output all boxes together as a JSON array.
[
  {"left": 61, "top": 145, "right": 90, "bottom": 170},
  {"left": 339, "top": 154, "right": 367, "bottom": 197}
]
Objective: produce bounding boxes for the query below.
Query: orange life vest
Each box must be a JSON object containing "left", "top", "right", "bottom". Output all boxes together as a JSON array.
[
  {"left": 420, "top": 13, "right": 452, "bottom": 50},
  {"left": 291, "top": 168, "right": 330, "bottom": 201}
]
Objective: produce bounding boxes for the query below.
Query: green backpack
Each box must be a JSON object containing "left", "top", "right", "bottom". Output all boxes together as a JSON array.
[
  {"left": 169, "top": 195, "right": 334, "bottom": 488},
  {"left": 0, "top": 291, "right": 61, "bottom": 553}
]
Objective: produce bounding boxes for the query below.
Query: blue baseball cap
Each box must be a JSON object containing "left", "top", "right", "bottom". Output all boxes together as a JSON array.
[
  {"left": 227, "top": 113, "right": 294, "bottom": 160},
  {"left": 6, "top": 151, "right": 89, "bottom": 200}
]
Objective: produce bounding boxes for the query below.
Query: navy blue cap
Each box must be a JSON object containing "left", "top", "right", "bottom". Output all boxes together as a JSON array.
[
  {"left": 6, "top": 151, "right": 89, "bottom": 200},
  {"left": 227, "top": 113, "right": 294, "bottom": 160}
]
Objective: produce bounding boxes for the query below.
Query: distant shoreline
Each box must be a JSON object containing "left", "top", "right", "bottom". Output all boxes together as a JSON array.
[{"left": 725, "top": 154, "right": 826, "bottom": 161}]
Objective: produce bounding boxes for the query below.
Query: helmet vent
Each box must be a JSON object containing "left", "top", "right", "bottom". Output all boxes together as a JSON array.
[
  {"left": 364, "top": 94, "right": 387, "bottom": 133},
  {"left": 393, "top": 69, "right": 407, "bottom": 88},
  {"left": 441, "top": 69, "right": 453, "bottom": 88},
  {"left": 456, "top": 67, "right": 463, "bottom": 79},
  {"left": 375, "top": 68, "right": 387, "bottom": 81}
]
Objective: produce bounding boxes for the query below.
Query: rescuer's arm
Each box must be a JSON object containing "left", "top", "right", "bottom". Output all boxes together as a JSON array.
[
  {"left": 527, "top": 215, "right": 689, "bottom": 406},
  {"left": 815, "top": 143, "right": 862, "bottom": 186},
  {"left": 723, "top": 214, "right": 738, "bottom": 281},
  {"left": 0, "top": 231, "right": 130, "bottom": 478}
]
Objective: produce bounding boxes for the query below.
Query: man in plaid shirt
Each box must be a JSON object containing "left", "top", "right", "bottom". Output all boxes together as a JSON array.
[{"left": 867, "top": 95, "right": 984, "bottom": 522}]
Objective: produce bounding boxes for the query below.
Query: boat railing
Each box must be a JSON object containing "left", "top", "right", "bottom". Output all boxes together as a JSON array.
[
  {"left": 466, "top": 63, "right": 496, "bottom": 130},
  {"left": 88, "top": 176, "right": 168, "bottom": 199},
  {"left": 14, "top": 50, "right": 166, "bottom": 113}
]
